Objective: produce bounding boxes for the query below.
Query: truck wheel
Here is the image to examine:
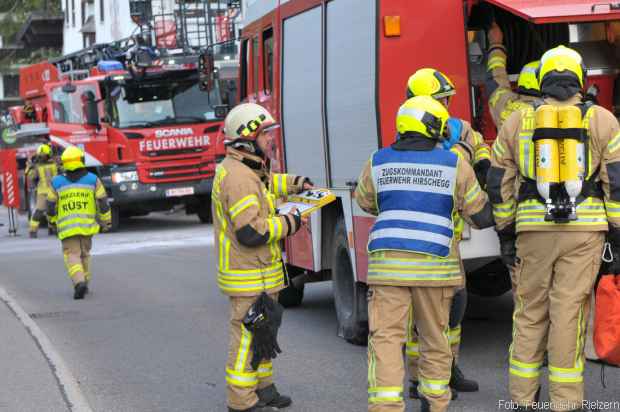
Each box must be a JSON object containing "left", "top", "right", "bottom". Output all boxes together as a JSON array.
[
  {"left": 466, "top": 258, "right": 512, "bottom": 297},
  {"left": 197, "top": 196, "right": 212, "bottom": 224},
  {"left": 109, "top": 206, "right": 120, "bottom": 232},
  {"left": 332, "top": 219, "right": 368, "bottom": 346},
  {"left": 278, "top": 265, "right": 305, "bottom": 308}
]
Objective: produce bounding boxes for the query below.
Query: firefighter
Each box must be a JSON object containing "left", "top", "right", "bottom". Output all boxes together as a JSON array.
[
  {"left": 407, "top": 68, "right": 491, "bottom": 187},
  {"left": 404, "top": 68, "right": 486, "bottom": 398},
  {"left": 47, "top": 146, "right": 111, "bottom": 300},
  {"left": 356, "top": 96, "right": 494, "bottom": 412},
  {"left": 212, "top": 103, "right": 313, "bottom": 412},
  {"left": 486, "top": 22, "right": 541, "bottom": 129},
  {"left": 488, "top": 45, "right": 620, "bottom": 412},
  {"left": 27, "top": 143, "right": 58, "bottom": 238}
]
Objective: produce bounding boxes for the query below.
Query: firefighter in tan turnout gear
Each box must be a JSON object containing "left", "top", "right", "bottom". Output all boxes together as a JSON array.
[
  {"left": 486, "top": 22, "right": 541, "bottom": 129},
  {"left": 356, "top": 96, "right": 494, "bottom": 412},
  {"left": 212, "top": 103, "right": 312, "bottom": 412},
  {"left": 404, "top": 68, "right": 490, "bottom": 399},
  {"left": 488, "top": 45, "right": 620, "bottom": 412},
  {"left": 47, "top": 146, "right": 111, "bottom": 299},
  {"left": 27, "top": 143, "right": 58, "bottom": 238}
]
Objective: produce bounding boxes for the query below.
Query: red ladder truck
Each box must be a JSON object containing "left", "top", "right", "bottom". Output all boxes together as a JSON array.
[
  {"left": 236, "top": 0, "right": 620, "bottom": 343},
  {"left": 0, "top": 33, "right": 237, "bottom": 230}
]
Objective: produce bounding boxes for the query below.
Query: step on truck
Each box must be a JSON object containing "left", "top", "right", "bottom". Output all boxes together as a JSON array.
[{"left": 238, "top": 0, "right": 620, "bottom": 344}]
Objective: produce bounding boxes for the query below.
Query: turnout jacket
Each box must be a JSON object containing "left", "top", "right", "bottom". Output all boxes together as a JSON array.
[
  {"left": 486, "top": 46, "right": 539, "bottom": 129},
  {"left": 212, "top": 148, "right": 306, "bottom": 297},
  {"left": 26, "top": 159, "right": 58, "bottom": 196},
  {"left": 489, "top": 94, "right": 620, "bottom": 233},
  {"left": 355, "top": 138, "right": 494, "bottom": 288}
]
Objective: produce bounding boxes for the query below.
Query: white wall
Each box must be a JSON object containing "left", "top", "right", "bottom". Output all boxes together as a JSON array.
[
  {"left": 94, "top": 0, "right": 136, "bottom": 45},
  {"left": 62, "top": 0, "right": 82, "bottom": 53}
]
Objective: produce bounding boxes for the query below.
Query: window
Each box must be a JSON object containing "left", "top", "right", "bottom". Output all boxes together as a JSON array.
[
  {"left": 71, "top": 0, "right": 75, "bottom": 27},
  {"left": 51, "top": 84, "right": 98, "bottom": 124},
  {"left": 263, "top": 28, "right": 274, "bottom": 94},
  {"left": 239, "top": 39, "right": 248, "bottom": 101},
  {"left": 81, "top": 0, "right": 86, "bottom": 25},
  {"left": 2, "top": 75, "right": 19, "bottom": 98},
  {"left": 65, "top": 0, "right": 69, "bottom": 24},
  {"left": 100, "top": 0, "right": 104, "bottom": 22},
  {"left": 252, "top": 36, "right": 259, "bottom": 95}
]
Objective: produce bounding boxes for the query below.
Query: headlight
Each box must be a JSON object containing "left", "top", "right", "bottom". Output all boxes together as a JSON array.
[{"left": 112, "top": 171, "right": 138, "bottom": 184}]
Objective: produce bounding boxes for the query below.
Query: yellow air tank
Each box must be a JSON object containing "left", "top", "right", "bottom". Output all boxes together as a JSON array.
[
  {"left": 535, "top": 105, "right": 560, "bottom": 213},
  {"left": 558, "top": 105, "right": 584, "bottom": 218}
]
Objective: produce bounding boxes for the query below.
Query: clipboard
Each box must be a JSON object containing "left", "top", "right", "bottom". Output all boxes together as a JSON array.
[{"left": 277, "top": 188, "right": 336, "bottom": 216}]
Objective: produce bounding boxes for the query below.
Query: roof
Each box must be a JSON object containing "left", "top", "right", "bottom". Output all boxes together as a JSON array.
[
  {"left": 15, "top": 12, "right": 63, "bottom": 49},
  {"left": 79, "top": 15, "right": 95, "bottom": 34}
]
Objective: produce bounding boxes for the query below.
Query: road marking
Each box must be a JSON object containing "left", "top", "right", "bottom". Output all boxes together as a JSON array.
[{"left": 0, "top": 287, "right": 93, "bottom": 412}]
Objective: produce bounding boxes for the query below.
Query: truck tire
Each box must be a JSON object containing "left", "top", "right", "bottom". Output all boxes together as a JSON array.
[
  {"left": 466, "top": 258, "right": 511, "bottom": 297},
  {"left": 197, "top": 196, "right": 212, "bottom": 224},
  {"left": 109, "top": 205, "right": 120, "bottom": 232},
  {"left": 278, "top": 265, "right": 305, "bottom": 308},
  {"left": 332, "top": 219, "right": 368, "bottom": 346}
]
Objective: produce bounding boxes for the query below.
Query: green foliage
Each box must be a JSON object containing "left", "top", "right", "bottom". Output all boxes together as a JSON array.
[{"left": 0, "top": 0, "right": 61, "bottom": 44}]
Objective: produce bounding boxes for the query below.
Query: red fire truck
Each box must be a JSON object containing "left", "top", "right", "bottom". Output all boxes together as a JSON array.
[
  {"left": 0, "top": 35, "right": 236, "bottom": 230},
  {"left": 238, "top": 0, "right": 620, "bottom": 343}
]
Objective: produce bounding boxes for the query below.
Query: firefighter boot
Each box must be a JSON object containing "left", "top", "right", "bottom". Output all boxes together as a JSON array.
[
  {"left": 450, "top": 363, "right": 479, "bottom": 392},
  {"left": 29, "top": 231, "right": 37, "bottom": 239},
  {"left": 256, "top": 384, "right": 292, "bottom": 409},
  {"left": 409, "top": 380, "right": 457, "bottom": 400},
  {"left": 73, "top": 282, "right": 88, "bottom": 300}
]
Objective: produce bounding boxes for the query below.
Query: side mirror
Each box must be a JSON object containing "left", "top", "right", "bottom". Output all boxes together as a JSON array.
[
  {"left": 86, "top": 100, "right": 100, "bottom": 127},
  {"left": 214, "top": 104, "right": 229, "bottom": 119},
  {"left": 62, "top": 83, "right": 77, "bottom": 94}
]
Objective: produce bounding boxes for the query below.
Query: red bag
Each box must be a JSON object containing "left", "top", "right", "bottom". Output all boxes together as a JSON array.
[{"left": 594, "top": 274, "right": 620, "bottom": 366}]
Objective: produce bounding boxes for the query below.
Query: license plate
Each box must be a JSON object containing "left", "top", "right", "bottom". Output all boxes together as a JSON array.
[{"left": 165, "top": 187, "right": 195, "bottom": 197}]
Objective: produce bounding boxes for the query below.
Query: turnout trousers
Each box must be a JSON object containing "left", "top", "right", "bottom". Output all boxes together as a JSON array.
[
  {"left": 368, "top": 285, "right": 454, "bottom": 412},
  {"left": 510, "top": 231, "right": 604, "bottom": 411},
  {"left": 226, "top": 294, "right": 276, "bottom": 410},
  {"left": 29, "top": 194, "right": 47, "bottom": 233},
  {"left": 61, "top": 235, "right": 92, "bottom": 285},
  {"left": 406, "top": 287, "right": 465, "bottom": 379}
]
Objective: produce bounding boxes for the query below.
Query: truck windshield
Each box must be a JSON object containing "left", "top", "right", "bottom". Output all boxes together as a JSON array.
[{"left": 112, "top": 79, "right": 223, "bottom": 128}]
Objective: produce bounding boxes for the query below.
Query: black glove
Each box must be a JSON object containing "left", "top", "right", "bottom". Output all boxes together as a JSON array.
[
  {"left": 473, "top": 159, "right": 491, "bottom": 190},
  {"left": 602, "top": 227, "right": 620, "bottom": 274},
  {"left": 243, "top": 292, "right": 284, "bottom": 370},
  {"left": 497, "top": 224, "right": 516, "bottom": 268}
]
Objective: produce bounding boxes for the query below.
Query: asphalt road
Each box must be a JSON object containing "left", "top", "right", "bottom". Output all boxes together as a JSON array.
[{"left": 0, "top": 209, "right": 618, "bottom": 412}]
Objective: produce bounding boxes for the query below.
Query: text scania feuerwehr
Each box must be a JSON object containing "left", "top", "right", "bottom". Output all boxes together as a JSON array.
[{"left": 139, "top": 132, "right": 210, "bottom": 152}]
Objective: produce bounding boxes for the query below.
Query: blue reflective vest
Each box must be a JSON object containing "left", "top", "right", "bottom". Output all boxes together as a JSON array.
[{"left": 369, "top": 147, "right": 458, "bottom": 257}]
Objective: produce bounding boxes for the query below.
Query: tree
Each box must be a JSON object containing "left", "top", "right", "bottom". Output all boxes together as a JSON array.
[{"left": 0, "top": 0, "right": 61, "bottom": 45}]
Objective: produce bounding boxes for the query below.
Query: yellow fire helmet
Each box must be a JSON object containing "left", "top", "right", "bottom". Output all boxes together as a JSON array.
[
  {"left": 36, "top": 143, "right": 52, "bottom": 157},
  {"left": 538, "top": 45, "right": 586, "bottom": 89},
  {"left": 517, "top": 60, "right": 541, "bottom": 96},
  {"left": 223, "top": 102, "right": 279, "bottom": 143},
  {"left": 396, "top": 95, "right": 450, "bottom": 139},
  {"left": 61, "top": 146, "right": 85, "bottom": 171},
  {"left": 406, "top": 68, "right": 456, "bottom": 101}
]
